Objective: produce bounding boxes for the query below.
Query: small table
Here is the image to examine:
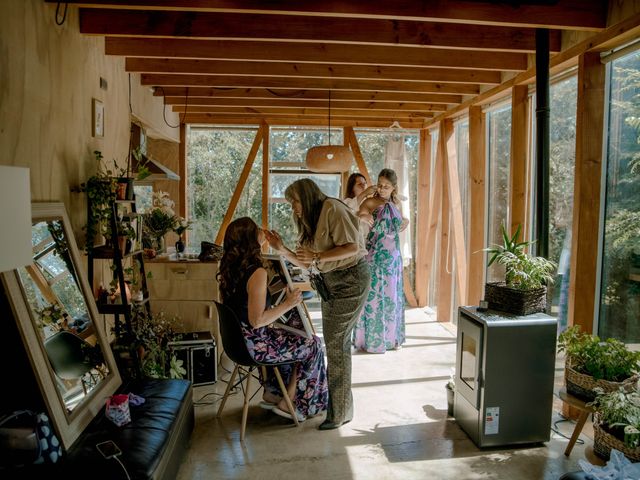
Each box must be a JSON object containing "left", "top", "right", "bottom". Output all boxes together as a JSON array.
[{"left": 559, "top": 387, "right": 596, "bottom": 456}]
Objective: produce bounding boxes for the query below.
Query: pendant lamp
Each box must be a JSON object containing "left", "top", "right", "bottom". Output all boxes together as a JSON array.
[{"left": 305, "top": 92, "right": 354, "bottom": 172}]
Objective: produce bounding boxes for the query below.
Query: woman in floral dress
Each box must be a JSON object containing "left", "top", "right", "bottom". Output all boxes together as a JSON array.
[
  {"left": 218, "top": 217, "right": 328, "bottom": 422},
  {"left": 353, "top": 169, "right": 408, "bottom": 353}
]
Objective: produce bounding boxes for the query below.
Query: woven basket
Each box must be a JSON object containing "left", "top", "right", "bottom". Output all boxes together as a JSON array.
[
  {"left": 484, "top": 282, "right": 546, "bottom": 316},
  {"left": 565, "top": 361, "right": 639, "bottom": 402},
  {"left": 593, "top": 415, "right": 640, "bottom": 462}
]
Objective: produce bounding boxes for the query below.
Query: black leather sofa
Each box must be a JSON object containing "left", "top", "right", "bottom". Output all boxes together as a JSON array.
[{"left": 62, "top": 379, "right": 194, "bottom": 480}]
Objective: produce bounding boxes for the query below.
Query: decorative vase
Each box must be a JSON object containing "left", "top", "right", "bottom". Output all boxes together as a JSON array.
[
  {"left": 152, "top": 236, "right": 165, "bottom": 253},
  {"left": 175, "top": 237, "right": 185, "bottom": 254}
]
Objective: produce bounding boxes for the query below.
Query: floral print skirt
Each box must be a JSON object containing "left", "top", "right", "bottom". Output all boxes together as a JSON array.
[{"left": 242, "top": 309, "right": 328, "bottom": 417}]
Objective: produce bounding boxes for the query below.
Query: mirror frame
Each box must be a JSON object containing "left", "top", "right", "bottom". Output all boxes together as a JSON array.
[{"left": 0, "top": 202, "right": 121, "bottom": 449}]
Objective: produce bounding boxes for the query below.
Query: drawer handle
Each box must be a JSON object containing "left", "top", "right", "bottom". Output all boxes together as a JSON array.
[{"left": 172, "top": 269, "right": 189, "bottom": 276}]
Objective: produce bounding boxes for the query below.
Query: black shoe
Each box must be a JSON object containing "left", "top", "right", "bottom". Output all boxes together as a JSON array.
[{"left": 318, "top": 419, "right": 351, "bottom": 430}]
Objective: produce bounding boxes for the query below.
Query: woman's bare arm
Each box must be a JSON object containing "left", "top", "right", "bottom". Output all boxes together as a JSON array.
[{"left": 246, "top": 268, "right": 302, "bottom": 328}]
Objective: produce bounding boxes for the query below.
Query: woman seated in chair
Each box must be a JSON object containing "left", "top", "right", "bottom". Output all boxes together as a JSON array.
[{"left": 218, "top": 217, "right": 328, "bottom": 422}]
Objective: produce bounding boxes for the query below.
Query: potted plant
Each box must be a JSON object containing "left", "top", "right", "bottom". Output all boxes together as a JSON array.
[
  {"left": 78, "top": 151, "right": 118, "bottom": 253},
  {"left": 128, "top": 308, "right": 186, "bottom": 380},
  {"left": 173, "top": 217, "right": 191, "bottom": 254},
  {"left": 557, "top": 325, "right": 640, "bottom": 402},
  {"left": 142, "top": 191, "right": 179, "bottom": 253},
  {"left": 483, "top": 223, "right": 557, "bottom": 315},
  {"left": 589, "top": 387, "right": 640, "bottom": 461}
]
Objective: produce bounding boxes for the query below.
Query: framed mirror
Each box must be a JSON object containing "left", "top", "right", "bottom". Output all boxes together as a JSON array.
[{"left": 1, "top": 202, "right": 121, "bottom": 449}]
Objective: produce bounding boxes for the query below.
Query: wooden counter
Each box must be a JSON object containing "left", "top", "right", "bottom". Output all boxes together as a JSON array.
[{"left": 145, "top": 259, "right": 220, "bottom": 347}]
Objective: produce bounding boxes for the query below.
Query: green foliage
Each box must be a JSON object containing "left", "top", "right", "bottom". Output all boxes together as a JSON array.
[
  {"left": 589, "top": 387, "right": 640, "bottom": 447},
  {"left": 484, "top": 223, "right": 557, "bottom": 290},
  {"left": 129, "top": 308, "right": 184, "bottom": 380},
  {"left": 131, "top": 146, "right": 151, "bottom": 181},
  {"left": 558, "top": 326, "right": 640, "bottom": 382},
  {"left": 79, "top": 151, "right": 118, "bottom": 253}
]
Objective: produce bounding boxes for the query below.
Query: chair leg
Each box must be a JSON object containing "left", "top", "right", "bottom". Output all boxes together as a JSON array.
[
  {"left": 273, "top": 367, "right": 299, "bottom": 427},
  {"left": 240, "top": 367, "right": 252, "bottom": 442},
  {"left": 217, "top": 364, "right": 239, "bottom": 418}
]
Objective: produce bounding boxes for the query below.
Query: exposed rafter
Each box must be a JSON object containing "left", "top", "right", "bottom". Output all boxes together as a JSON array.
[{"left": 49, "top": 0, "right": 608, "bottom": 30}]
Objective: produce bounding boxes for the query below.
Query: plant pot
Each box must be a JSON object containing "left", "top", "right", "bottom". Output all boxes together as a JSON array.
[
  {"left": 565, "top": 361, "right": 639, "bottom": 402},
  {"left": 175, "top": 238, "right": 185, "bottom": 254},
  {"left": 593, "top": 415, "right": 640, "bottom": 462},
  {"left": 484, "top": 282, "right": 547, "bottom": 316}
]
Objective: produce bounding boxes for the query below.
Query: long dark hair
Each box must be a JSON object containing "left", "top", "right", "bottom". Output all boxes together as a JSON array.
[
  {"left": 345, "top": 172, "right": 366, "bottom": 199},
  {"left": 376, "top": 168, "right": 399, "bottom": 204},
  {"left": 217, "top": 217, "right": 264, "bottom": 303},
  {"left": 284, "top": 178, "right": 327, "bottom": 246}
]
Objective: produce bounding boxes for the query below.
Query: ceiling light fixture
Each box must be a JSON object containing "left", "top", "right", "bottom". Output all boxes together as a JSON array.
[{"left": 305, "top": 91, "right": 354, "bottom": 173}]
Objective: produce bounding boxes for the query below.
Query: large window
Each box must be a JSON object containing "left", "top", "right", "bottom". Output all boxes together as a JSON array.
[
  {"left": 485, "top": 103, "right": 512, "bottom": 283},
  {"left": 597, "top": 49, "right": 640, "bottom": 342},
  {"left": 547, "top": 76, "right": 578, "bottom": 328},
  {"left": 187, "top": 127, "right": 262, "bottom": 249}
]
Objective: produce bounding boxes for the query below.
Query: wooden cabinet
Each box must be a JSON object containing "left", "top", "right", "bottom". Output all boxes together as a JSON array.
[{"left": 145, "top": 260, "right": 220, "bottom": 347}]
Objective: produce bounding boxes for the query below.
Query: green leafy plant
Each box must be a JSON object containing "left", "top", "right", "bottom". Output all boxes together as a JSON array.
[
  {"left": 128, "top": 308, "right": 185, "bottom": 380},
  {"left": 142, "top": 191, "right": 180, "bottom": 248},
  {"left": 484, "top": 223, "right": 557, "bottom": 290},
  {"left": 131, "top": 146, "right": 151, "bottom": 181},
  {"left": 78, "top": 150, "right": 118, "bottom": 253},
  {"left": 589, "top": 387, "right": 640, "bottom": 447},
  {"left": 558, "top": 325, "right": 640, "bottom": 381}
]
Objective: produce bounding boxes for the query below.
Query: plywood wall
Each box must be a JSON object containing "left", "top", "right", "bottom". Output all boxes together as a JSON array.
[{"left": 0, "top": 0, "right": 180, "bottom": 241}]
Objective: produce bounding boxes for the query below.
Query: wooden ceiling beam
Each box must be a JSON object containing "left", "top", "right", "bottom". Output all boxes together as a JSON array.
[
  {"left": 50, "top": 1, "right": 607, "bottom": 31},
  {"left": 125, "top": 58, "right": 503, "bottom": 85},
  {"left": 182, "top": 114, "right": 427, "bottom": 128},
  {"left": 106, "top": 38, "right": 528, "bottom": 71},
  {"left": 154, "top": 88, "right": 463, "bottom": 105},
  {"left": 141, "top": 74, "right": 480, "bottom": 95},
  {"left": 171, "top": 106, "right": 434, "bottom": 118},
  {"left": 163, "top": 97, "right": 449, "bottom": 112},
  {"left": 80, "top": 9, "right": 561, "bottom": 53}
]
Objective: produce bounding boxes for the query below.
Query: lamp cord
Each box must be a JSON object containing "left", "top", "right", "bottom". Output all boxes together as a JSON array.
[
  {"left": 328, "top": 90, "right": 332, "bottom": 146},
  {"left": 55, "top": 2, "right": 68, "bottom": 26},
  {"left": 154, "top": 86, "right": 188, "bottom": 129}
]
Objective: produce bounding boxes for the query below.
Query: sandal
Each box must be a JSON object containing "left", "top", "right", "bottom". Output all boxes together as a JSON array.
[{"left": 259, "top": 401, "right": 277, "bottom": 411}]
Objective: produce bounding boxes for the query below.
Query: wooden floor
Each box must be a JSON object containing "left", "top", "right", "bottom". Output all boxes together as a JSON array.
[{"left": 176, "top": 307, "right": 594, "bottom": 480}]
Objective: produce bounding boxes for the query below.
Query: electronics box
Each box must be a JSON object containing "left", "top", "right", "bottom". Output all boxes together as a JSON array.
[{"left": 168, "top": 331, "right": 217, "bottom": 386}]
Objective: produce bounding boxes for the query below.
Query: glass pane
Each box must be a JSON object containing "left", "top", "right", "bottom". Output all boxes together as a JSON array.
[
  {"left": 187, "top": 128, "right": 263, "bottom": 249},
  {"left": 548, "top": 76, "right": 578, "bottom": 330},
  {"left": 270, "top": 127, "right": 343, "bottom": 166},
  {"left": 486, "top": 105, "right": 512, "bottom": 283},
  {"left": 598, "top": 50, "right": 640, "bottom": 342},
  {"left": 461, "top": 333, "right": 477, "bottom": 390}
]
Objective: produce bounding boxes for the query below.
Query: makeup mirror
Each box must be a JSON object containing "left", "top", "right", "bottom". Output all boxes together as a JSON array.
[{"left": 1, "top": 203, "right": 121, "bottom": 449}]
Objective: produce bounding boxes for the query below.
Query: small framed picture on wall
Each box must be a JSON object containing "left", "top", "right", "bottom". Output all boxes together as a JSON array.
[{"left": 92, "top": 98, "right": 104, "bottom": 137}]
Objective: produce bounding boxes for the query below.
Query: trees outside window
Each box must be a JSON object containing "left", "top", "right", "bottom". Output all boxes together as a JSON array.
[{"left": 598, "top": 49, "right": 640, "bottom": 342}]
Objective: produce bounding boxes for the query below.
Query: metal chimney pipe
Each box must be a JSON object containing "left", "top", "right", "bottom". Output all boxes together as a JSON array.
[{"left": 535, "top": 28, "right": 550, "bottom": 259}]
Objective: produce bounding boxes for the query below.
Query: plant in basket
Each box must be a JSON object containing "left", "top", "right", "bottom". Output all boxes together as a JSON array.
[
  {"left": 483, "top": 223, "right": 557, "bottom": 315},
  {"left": 589, "top": 387, "right": 640, "bottom": 461},
  {"left": 558, "top": 325, "right": 640, "bottom": 402}
]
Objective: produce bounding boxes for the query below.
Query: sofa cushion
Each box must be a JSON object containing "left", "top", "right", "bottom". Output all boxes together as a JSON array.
[{"left": 63, "top": 379, "right": 193, "bottom": 480}]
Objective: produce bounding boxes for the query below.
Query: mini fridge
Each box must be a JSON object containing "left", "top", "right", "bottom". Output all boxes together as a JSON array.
[{"left": 454, "top": 306, "right": 557, "bottom": 447}]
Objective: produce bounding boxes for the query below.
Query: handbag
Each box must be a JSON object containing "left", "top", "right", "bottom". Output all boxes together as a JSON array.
[
  {"left": 0, "top": 410, "right": 63, "bottom": 468},
  {"left": 105, "top": 394, "right": 131, "bottom": 427},
  {"left": 309, "top": 269, "right": 331, "bottom": 302}
]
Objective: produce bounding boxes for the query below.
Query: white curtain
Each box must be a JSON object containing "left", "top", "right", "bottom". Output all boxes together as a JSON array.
[{"left": 384, "top": 136, "right": 412, "bottom": 266}]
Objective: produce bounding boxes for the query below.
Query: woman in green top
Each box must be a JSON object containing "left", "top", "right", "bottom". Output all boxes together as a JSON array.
[{"left": 265, "top": 178, "right": 370, "bottom": 430}]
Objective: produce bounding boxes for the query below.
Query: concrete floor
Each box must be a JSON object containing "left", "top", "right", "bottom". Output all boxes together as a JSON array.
[{"left": 176, "top": 307, "right": 594, "bottom": 480}]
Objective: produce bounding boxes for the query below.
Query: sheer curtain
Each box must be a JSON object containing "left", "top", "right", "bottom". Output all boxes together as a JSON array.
[{"left": 384, "top": 135, "right": 412, "bottom": 266}]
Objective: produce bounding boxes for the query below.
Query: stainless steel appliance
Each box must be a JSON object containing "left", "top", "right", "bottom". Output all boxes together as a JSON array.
[{"left": 454, "top": 306, "right": 557, "bottom": 447}]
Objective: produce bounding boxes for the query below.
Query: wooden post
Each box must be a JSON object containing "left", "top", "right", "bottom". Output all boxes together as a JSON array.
[
  {"left": 467, "top": 106, "right": 487, "bottom": 306},
  {"left": 415, "top": 129, "right": 432, "bottom": 306},
  {"left": 345, "top": 127, "right": 371, "bottom": 185},
  {"left": 510, "top": 85, "right": 530, "bottom": 239},
  {"left": 444, "top": 121, "right": 468, "bottom": 304},
  {"left": 214, "top": 125, "right": 264, "bottom": 245},
  {"left": 568, "top": 52, "right": 606, "bottom": 334}
]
